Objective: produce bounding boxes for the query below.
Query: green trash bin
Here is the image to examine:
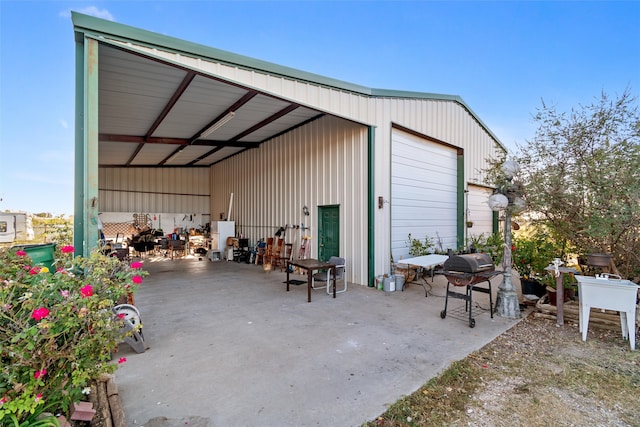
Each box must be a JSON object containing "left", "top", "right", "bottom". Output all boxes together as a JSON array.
[{"left": 20, "top": 243, "right": 57, "bottom": 271}]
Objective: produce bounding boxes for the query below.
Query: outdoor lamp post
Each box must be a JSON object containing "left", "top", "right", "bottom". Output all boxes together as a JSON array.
[{"left": 488, "top": 160, "right": 525, "bottom": 319}]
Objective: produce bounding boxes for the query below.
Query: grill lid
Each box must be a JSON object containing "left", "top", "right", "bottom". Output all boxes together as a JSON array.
[{"left": 443, "top": 253, "right": 495, "bottom": 273}]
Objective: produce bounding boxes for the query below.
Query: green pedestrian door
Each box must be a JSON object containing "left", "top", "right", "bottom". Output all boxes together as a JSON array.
[{"left": 318, "top": 205, "right": 340, "bottom": 261}]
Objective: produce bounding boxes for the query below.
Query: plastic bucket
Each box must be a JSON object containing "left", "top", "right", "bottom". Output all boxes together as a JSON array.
[
  {"left": 393, "top": 274, "right": 405, "bottom": 291},
  {"left": 383, "top": 276, "right": 396, "bottom": 292},
  {"left": 20, "top": 243, "right": 56, "bottom": 270}
]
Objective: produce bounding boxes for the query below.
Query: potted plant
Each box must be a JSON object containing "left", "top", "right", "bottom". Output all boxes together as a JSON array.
[
  {"left": 406, "top": 233, "right": 434, "bottom": 256},
  {"left": 467, "top": 232, "right": 504, "bottom": 265},
  {"left": 512, "top": 233, "right": 558, "bottom": 298},
  {"left": 541, "top": 270, "right": 577, "bottom": 306},
  {"left": 395, "top": 234, "right": 435, "bottom": 283}
]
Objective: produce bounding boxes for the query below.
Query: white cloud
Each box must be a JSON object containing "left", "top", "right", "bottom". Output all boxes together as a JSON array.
[
  {"left": 60, "top": 6, "right": 115, "bottom": 21},
  {"left": 78, "top": 6, "right": 114, "bottom": 21}
]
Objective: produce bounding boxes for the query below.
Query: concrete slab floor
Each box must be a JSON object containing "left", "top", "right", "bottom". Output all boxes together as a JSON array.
[{"left": 114, "top": 256, "right": 524, "bottom": 427}]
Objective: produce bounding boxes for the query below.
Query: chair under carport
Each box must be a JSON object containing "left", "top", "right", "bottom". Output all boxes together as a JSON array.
[{"left": 311, "top": 256, "right": 347, "bottom": 294}]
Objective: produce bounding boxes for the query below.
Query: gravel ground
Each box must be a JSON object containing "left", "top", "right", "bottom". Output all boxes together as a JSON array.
[{"left": 462, "top": 313, "right": 640, "bottom": 427}]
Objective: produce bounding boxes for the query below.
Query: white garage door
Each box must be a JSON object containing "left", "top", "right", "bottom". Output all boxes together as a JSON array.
[
  {"left": 391, "top": 129, "right": 458, "bottom": 261},
  {"left": 466, "top": 185, "right": 494, "bottom": 240}
]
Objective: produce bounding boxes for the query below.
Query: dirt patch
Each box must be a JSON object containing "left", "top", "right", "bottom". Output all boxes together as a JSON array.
[{"left": 364, "top": 313, "right": 640, "bottom": 426}]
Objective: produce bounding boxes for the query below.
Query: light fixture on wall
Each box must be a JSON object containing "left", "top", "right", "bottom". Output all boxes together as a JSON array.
[{"left": 199, "top": 111, "right": 236, "bottom": 138}]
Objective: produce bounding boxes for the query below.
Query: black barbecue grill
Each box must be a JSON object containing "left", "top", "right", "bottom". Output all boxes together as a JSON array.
[{"left": 438, "top": 253, "right": 503, "bottom": 328}]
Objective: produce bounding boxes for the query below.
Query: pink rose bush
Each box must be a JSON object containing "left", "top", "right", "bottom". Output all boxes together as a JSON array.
[
  {"left": 0, "top": 245, "right": 148, "bottom": 424},
  {"left": 31, "top": 307, "right": 50, "bottom": 321},
  {"left": 80, "top": 284, "right": 94, "bottom": 298}
]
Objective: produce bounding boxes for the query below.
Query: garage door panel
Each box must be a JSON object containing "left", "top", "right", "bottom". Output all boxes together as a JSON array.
[
  {"left": 392, "top": 179, "right": 456, "bottom": 193},
  {"left": 393, "top": 157, "right": 456, "bottom": 179},
  {"left": 392, "top": 129, "right": 458, "bottom": 260},
  {"left": 393, "top": 188, "right": 457, "bottom": 204},
  {"left": 392, "top": 200, "right": 456, "bottom": 214}
]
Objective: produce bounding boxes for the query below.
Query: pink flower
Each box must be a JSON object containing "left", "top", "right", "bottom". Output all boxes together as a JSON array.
[
  {"left": 60, "top": 290, "right": 70, "bottom": 298},
  {"left": 80, "top": 285, "right": 93, "bottom": 298},
  {"left": 29, "top": 267, "right": 40, "bottom": 275},
  {"left": 34, "top": 369, "right": 47, "bottom": 379},
  {"left": 56, "top": 267, "right": 66, "bottom": 273},
  {"left": 31, "top": 307, "right": 50, "bottom": 321},
  {"left": 117, "top": 313, "right": 126, "bottom": 319},
  {"left": 0, "top": 396, "right": 7, "bottom": 405},
  {"left": 60, "top": 245, "right": 74, "bottom": 253},
  {"left": 16, "top": 250, "right": 27, "bottom": 257},
  {"left": 130, "top": 261, "right": 143, "bottom": 269},
  {"left": 118, "top": 357, "right": 127, "bottom": 364},
  {"left": 132, "top": 275, "right": 143, "bottom": 284},
  {"left": 34, "top": 393, "right": 43, "bottom": 402}
]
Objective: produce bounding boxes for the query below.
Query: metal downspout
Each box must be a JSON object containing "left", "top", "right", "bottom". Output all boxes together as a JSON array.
[
  {"left": 367, "top": 126, "right": 375, "bottom": 286},
  {"left": 457, "top": 153, "right": 465, "bottom": 250}
]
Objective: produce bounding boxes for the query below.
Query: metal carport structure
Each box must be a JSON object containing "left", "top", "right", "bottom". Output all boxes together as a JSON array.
[{"left": 72, "top": 12, "right": 505, "bottom": 286}]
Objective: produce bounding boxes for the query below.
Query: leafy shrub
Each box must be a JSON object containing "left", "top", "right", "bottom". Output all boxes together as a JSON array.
[
  {"left": 0, "top": 246, "right": 147, "bottom": 424},
  {"left": 406, "top": 234, "right": 434, "bottom": 256},
  {"left": 468, "top": 232, "right": 504, "bottom": 265},
  {"left": 512, "top": 232, "right": 560, "bottom": 279}
]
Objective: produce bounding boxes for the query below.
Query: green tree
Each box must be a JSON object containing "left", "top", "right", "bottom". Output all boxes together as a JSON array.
[{"left": 516, "top": 89, "right": 640, "bottom": 278}]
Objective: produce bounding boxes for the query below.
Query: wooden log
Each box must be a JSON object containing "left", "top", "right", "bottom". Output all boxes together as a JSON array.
[
  {"left": 533, "top": 312, "right": 622, "bottom": 331},
  {"left": 539, "top": 303, "right": 622, "bottom": 321},
  {"left": 535, "top": 298, "right": 625, "bottom": 330},
  {"left": 536, "top": 305, "right": 621, "bottom": 324},
  {"left": 106, "top": 376, "right": 127, "bottom": 427},
  {"left": 96, "top": 381, "right": 112, "bottom": 427},
  {"left": 536, "top": 299, "right": 622, "bottom": 322},
  {"left": 105, "top": 374, "right": 118, "bottom": 397},
  {"left": 108, "top": 394, "right": 127, "bottom": 427}
]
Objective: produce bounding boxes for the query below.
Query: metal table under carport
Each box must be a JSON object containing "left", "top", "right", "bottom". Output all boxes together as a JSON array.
[{"left": 396, "top": 254, "right": 450, "bottom": 297}]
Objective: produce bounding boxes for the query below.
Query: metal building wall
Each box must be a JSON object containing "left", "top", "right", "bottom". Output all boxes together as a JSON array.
[
  {"left": 361, "top": 98, "right": 503, "bottom": 275},
  {"left": 106, "top": 39, "right": 504, "bottom": 281},
  {"left": 380, "top": 97, "right": 503, "bottom": 185},
  {"left": 99, "top": 167, "right": 210, "bottom": 213},
  {"left": 210, "top": 115, "right": 369, "bottom": 286}
]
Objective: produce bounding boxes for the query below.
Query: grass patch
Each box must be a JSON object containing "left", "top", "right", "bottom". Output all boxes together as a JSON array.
[{"left": 362, "top": 359, "right": 482, "bottom": 426}]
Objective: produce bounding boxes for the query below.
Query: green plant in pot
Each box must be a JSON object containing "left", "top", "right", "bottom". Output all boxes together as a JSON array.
[
  {"left": 406, "top": 233, "right": 434, "bottom": 256},
  {"left": 541, "top": 270, "right": 577, "bottom": 306},
  {"left": 467, "top": 232, "right": 504, "bottom": 266},
  {"left": 512, "top": 232, "right": 558, "bottom": 298}
]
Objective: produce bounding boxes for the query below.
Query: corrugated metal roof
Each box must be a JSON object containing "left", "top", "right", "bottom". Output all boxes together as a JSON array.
[{"left": 73, "top": 11, "right": 505, "bottom": 171}]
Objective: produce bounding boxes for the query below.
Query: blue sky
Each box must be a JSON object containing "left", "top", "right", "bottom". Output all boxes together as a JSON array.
[{"left": 1, "top": 1, "right": 638, "bottom": 216}]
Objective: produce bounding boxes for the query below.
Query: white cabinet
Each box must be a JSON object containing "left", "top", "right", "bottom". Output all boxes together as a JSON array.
[{"left": 210, "top": 221, "right": 235, "bottom": 260}]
